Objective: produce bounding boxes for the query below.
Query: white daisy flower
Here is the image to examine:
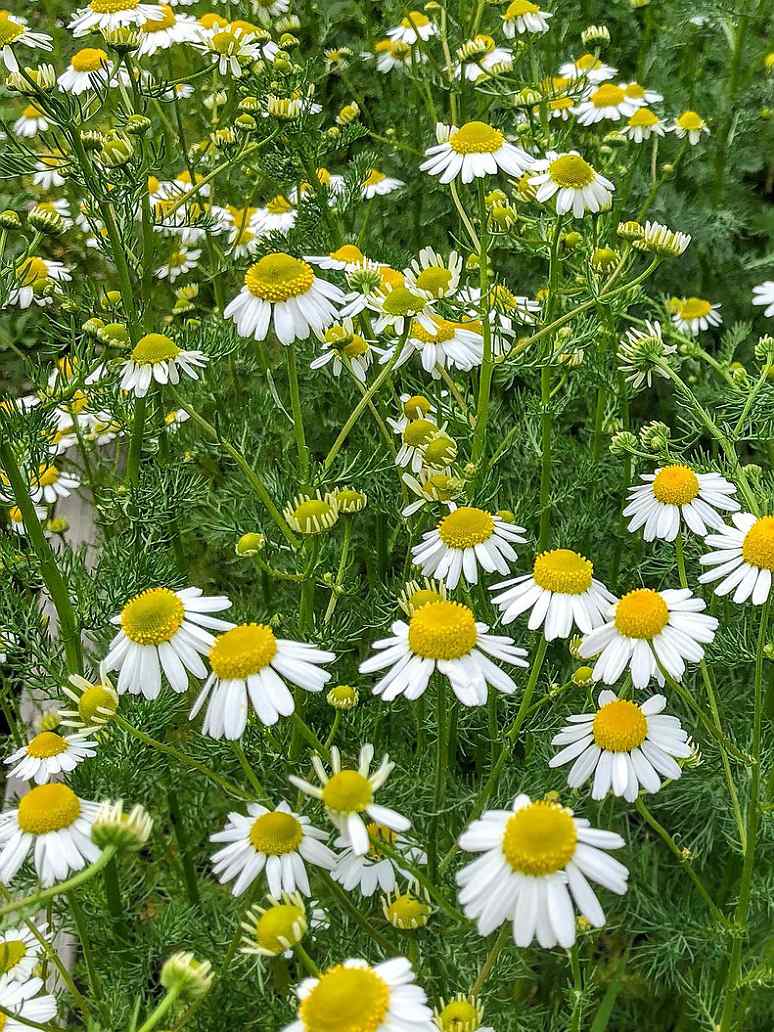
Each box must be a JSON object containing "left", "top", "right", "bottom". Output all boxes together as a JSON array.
[
  {"left": 6, "top": 504, "right": 46, "bottom": 537},
  {"left": 0, "top": 976, "right": 57, "bottom": 1029},
  {"left": 373, "top": 38, "right": 425, "bottom": 74},
  {"left": 210, "top": 800, "right": 336, "bottom": 897},
  {"left": 359, "top": 599, "right": 528, "bottom": 706},
  {"left": 387, "top": 10, "right": 436, "bottom": 44},
  {"left": 196, "top": 24, "right": 262, "bottom": 76},
  {"left": 620, "top": 107, "right": 666, "bottom": 143},
  {"left": 28, "top": 464, "right": 80, "bottom": 505},
  {"left": 574, "top": 83, "right": 638, "bottom": 124},
  {"left": 491, "top": 549, "right": 615, "bottom": 641},
  {"left": 362, "top": 168, "right": 405, "bottom": 198},
  {"left": 0, "top": 924, "right": 47, "bottom": 985},
  {"left": 368, "top": 283, "right": 436, "bottom": 338},
  {"left": 669, "top": 111, "right": 709, "bottom": 144},
  {"left": 620, "top": 81, "right": 663, "bottom": 106},
  {"left": 455, "top": 37, "right": 513, "bottom": 82},
  {"left": 0, "top": 783, "right": 101, "bottom": 886},
  {"left": 671, "top": 297, "right": 722, "bottom": 336},
  {"left": 305, "top": 244, "right": 367, "bottom": 271},
  {"left": 191, "top": 623, "right": 335, "bottom": 740},
  {"left": 332, "top": 824, "right": 425, "bottom": 897},
  {"left": 13, "top": 105, "right": 49, "bottom": 138},
  {"left": 578, "top": 587, "right": 718, "bottom": 689},
  {"left": 137, "top": 4, "right": 201, "bottom": 54},
  {"left": 699, "top": 513, "right": 774, "bottom": 605},
  {"left": 623, "top": 466, "right": 740, "bottom": 542},
  {"left": 224, "top": 252, "right": 344, "bottom": 345},
  {"left": 254, "top": 194, "right": 297, "bottom": 237},
  {"left": 420, "top": 121, "right": 532, "bottom": 185},
  {"left": 395, "top": 315, "right": 485, "bottom": 379},
  {"left": 70, "top": 0, "right": 164, "bottom": 37},
  {"left": 155, "top": 244, "right": 201, "bottom": 282},
  {"left": 403, "top": 247, "right": 463, "bottom": 299},
  {"left": 550, "top": 691, "right": 691, "bottom": 801},
  {"left": 5, "top": 730, "right": 97, "bottom": 785},
  {"left": 119, "top": 332, "right": 207, "bottom": 397},
  {"left": 309, "top": 319, "right": 380, "bottom": 384},
  {"left": 386, "top": 392, "right": 437, "bottom": 434},
  {"left": 617, "top": 320, "right": 676, "bottom": 389},
  {"left": 502, "top": 0, "right": 552, "bottom": 36},
  {"left": 412, "top": 506, "right": 527, "bottom": 590},
  {"left": 401, "top": 468, "right": 464, "bottom": 517},
  {"left": 752, "top": 280, "right": 774, "bottom": 318},
  {"left": 460, "top": 284, "right": 542, "bottom": 330},
  {"left": 7, "top": 257, "right": 71, "bottom": 309},
  {"left": 0, "top": 14, "right": 51, "bottom": 72},
  {"left": 457, "top": 794, "right": 628, "bottom": 948},
  {"left": 57, "top": 47, "right": 113, "bottom": 94},
  {"left": 558, "top": 53, "right": 617, "bottom": 83},
  {"left": 58, "top": 668, "right": 118, "bottom": 732},
  {"left": 283, "top": 956, "right": 435, "bottom": 1032},
  {"left": 289, "top": 744, "right": 410, "bottom": 856},
  {"left": 529, "top": 151, "right": 614, "bottom": 218},
  {"left": 394, "top": 414, "right": 440, "bottom": 472},
  {"left": 104, "top": 585, "right": 233, "bottom": 699},
  {"left": 32, "top": 153, "right": 68, "bottom": 188}
]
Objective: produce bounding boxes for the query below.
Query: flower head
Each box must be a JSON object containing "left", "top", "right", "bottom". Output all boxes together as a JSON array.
[{"left": 420, "top": 122, "right": 532, "bottom": 185}]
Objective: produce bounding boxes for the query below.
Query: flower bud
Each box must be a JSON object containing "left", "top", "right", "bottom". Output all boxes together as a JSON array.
[
  {"left": 0, "top": 210, "right": 21, "bottom": 230},
  {"left": 327, "top": 684, "right": 359, "bottom": 710},
  {"left": 125, "top": 114, "right": 152, "bottom": 137},
  {"left": 100, "top": 133, "right": 134, "bottom": 168},
  {"left": 92, "top": 800, "right": 153, "bottom": 852},
  {"left": 28, "top": 207, "right": 65, "bottom": 236},
  {"left": 160, "top": 952, "right": 213, "bottom": 1000},
  {"left": 235, "top": 532, "right": 265, "bottom": 557}
]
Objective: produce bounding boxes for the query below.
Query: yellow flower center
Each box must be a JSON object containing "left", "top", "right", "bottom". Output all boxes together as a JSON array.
[
  {"left": 143, "top": 4, "right": 175, "bottom": 31},
  {"left": 502, "top": 800, "right": 577, "bottom": 876},
  {"left": 209, "top": 624, "right": 277, "bottom": 679},
  {"left": 506, "top": 0, "right": 539, "bottom": 16},
  {"left": 342, "top": 335, "right": 368, "bottom": 357},
  {"left": 629, "top": 108, "right": 659, "bottom": 127},
  {"left": 402, "top": 418, "right": 437, "bottom": 448},
  {"left": 78, "top": 683, "right": 117, "bottom": 724},
  {"left": 211, "top": 29, "right": 241, "bottom": 53},
  {"left": 291, "top": 498, "right": 337, "bottom": 533},
  {"left": 90, "top": 0, "right": 139, "bottom": 12},
  {"left": 385, "top": 893, "right": 430, "bottom": 927},
  {"left": 0, "top": 940, "right": 27, "bottom": 975},
  {"left": 266, "top": 194, "right": 293, "bottom": 215},
  {"left": 0, "top": 15, "right": 23, "bottom": 44},
  {"left": 329, "top": 244, "right": 363, "bottom": 264},
  {"left": 379, "top": 267, "right": 404, "bottom": 291},
  {"left": 363, "top": 169, "right": 385, "bottom": 187},
  {"left": 17, "top": 257, "right": 48, "bottom": 287},
  {"left": 449, "top": 121, "right": 504, "bottom": 155},
  {"left": 322, "top": 771, "right": 373, "bottom": 813},
  {"left": 415, "top": 266, "right": 452, "bottom": 296},
  {"left": 17, "top": 783, "right": 81, "bottom": 835},
  {"left": 677, "top": 111, "right": 703, "bottom": 130},
  {"left": 593, "top": 699, "right": 647, "bottom": 752},
  {"left": 408, "top": 600, "right": 477, "bottom": 660},
  {"left": 532, "top": 549, "right": 593, "bottom": 594},
  {"left": 256, "top": 902, "right": 305, "bottom": 952},
  {"left": 409, "top": 587, "right": 443, "bottom": 610},
  {"left": 742, "top": 516, "right": 774, "bottom": 570},
  {"left": 299, "top": 965, "right": 389, "bottom": 1032},
  {"left": 651, "top": 465, "right": 699, "bottom": 505},
  {"left": 423, "top": 433, "right": 456, "bottom": 466},
  {"left": 437, "top": 999, "right": 481, "bottom": 1032},
  {"left": 625, "top": 82, "right": 645, "bottom": 98},
  {"left": 438, "top": 507, "right": 494, "bottom": 549},
  {"left": 131, "top": 333, "right": 180, "bottom": 364},
  {"left": 71, "top": 47, "right": 108, "bottom": 72},
  {"left": 614, "top": 589, "right": 669, "bottom": 639},
  {"left": 21, "top": 105, "right": 43, "bottom": 119},
  {"left": 248, "top": 811, "right": 303, "bottom": 854},
  {"left": 549, "top": 154, "right": 595, "bottom": 188},
  {"left": 576, "top": 53, "right": 601, "bottom": 72},
  {"left": 26, "top": 731, "right": 68, "bottom": 759},
  {"left": 37, "top": 465, "right": 61, "bottom": 488},
  {"left": 120, "top": 587, "right": 185, "bottom": 646},
  {"left": 403, "top": 394, "right": 431, "bottom": 419},
  {"left": 400, "top": 11, "right": 429, "bottom": 27},
  {"left": 678, "top": 297, "right": 712, "bottom": 320},
  {"left": 550, "top": 97, "right": 574, "bottom": 111},
  {"left": 590, "top": 83, "right": 625, "bottom": 107},
  {"left": 199, "top": 12, "right": 227, "bottom": 29},
  {"left": 245, "top": 253, "right": 314, "bottom": 302},
  {"left": 382, "top": 287, "right": 425, "bottom": 317}
]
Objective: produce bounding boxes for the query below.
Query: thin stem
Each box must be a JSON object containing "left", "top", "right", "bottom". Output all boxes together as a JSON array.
[
  {"left": 323, "top": 519, "right": 352, "bottom": 624},
  {"left": 286, "top": 343, "right": 311, "bottom": 489},
  {"left": 232, "top": 741, "right": 268, "bottom": 801},
  {"left": 167, "top": 790, "right": 200, "bottom": 906},
  {"left": 699, "top": 661, "right": 746, "bottom": 848},
  {"left": 568, "top": 944, "right": 584, "bottom": 1032},
  {"left": 429, "top": 677, "right": 449, "bottom": 878},
  {"left": 293, "top": 943, "right": 320, "bottom": 977},
  {"left": 470, "top": 924, "right": 509, "bottom": 996},
  {"left": 103, "top": 856, "right": 127, "bottom": 936},
  {"left": 319, "top": 872, "right": 391, "bottom": 950},
  {"left": 68, "top": 891, "right": 102, "bottom": 999},
  {"left": 662, "top": 671, "right": 748, "bottom": 763},
  {"left": 137, "top": 987, "right": 182, "bottom": 1032},
  {"left": 537, "top": 364, "right": 552, "bottom": 551},
  {"left": 126, "top": 395, "right": 147, "bottom": 484},
  {"left": 674, "top": 532, "right": 688, "bottom": 589},
  {"left": 471, "top": 180, "right": 493, "bottom": 463}
]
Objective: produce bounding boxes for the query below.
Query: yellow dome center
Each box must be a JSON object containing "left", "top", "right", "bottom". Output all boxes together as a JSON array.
[
  {"left": 402, "top": 418, "right": 436, "bottom": 447},
  {"left": 409, "top": 587, "right": 443, "bottom": 610},
  {"left": 17, "top": 783, "right": 81, "bottom": 835},
  {"left": 438, "top": 507, "right": 494, "bottom": 549},
  {"left": 248, "top": 811, "right": 303, "bottom": 854},
  {"left": 363, "top": 169, "right": 385, "bottom": 187},
  {"left": 17, "top": 257, "right": 48, "bottom": 287},
  {"left": 423, "top": 433, "right": 457, "bottom": 466},
  {"left": 256, "top": 902, "right": 305, "bottom": 952},
  {"left": 245, "top": 253, "right": 314, "bottom": 302},
  {"left": 401, "top": 11, "right": 429, "bottom": 27},
  {"left": 677, "top": 111, "right": 703, "bottom": 130},
  {"left": 143, "top": 4, "right": 175, "bottom": 31},
  {"left": 385, "top": 893, "right": 430, "bottom": 927},
  {"left": 330, "top": 244, "right": 363, "bottom": 263},
  {"left": 437, "top": 999, "right": 481, "bottom": 1032},
  {"left": 71, "top": 48, "right": 108, "bottom": 72},
  {"left": 403, "top": 394, "right": 431, "bottom": 419},
  {"left": 591, "top": 83, "right": 625, "bottom": 107},
  {"left": 678, "top": 297, "right": 711, "bottom": 320},
  {"left": 381, "top": 287, "right": 425, "bottom": 317},
  {"left": 614, "top": 589, "right": 669, "bottom": 639},
  {"left": 0, "top": 15, "right": 23, "bottom": 44},
  {"left": 415, "top": 266, "right": 452, "bottom": 296},
  {"left": 651, "top": 465, "right": 700, "bottom": 505},
  {"left": 26, "top": 731, "right": 68, "bottom": 759},
  {"left": 742, "top": 516, "right": 774, "bottom": 570},
  {"left": 625, "top": 82, "right": 645, "bottom": 98},
  {"left": 532, "top": 549, "right": 593, "bottom": 594},
  {"left": 90, "top": 0, "right": 139, "bottom": 12},
  {"left": 322, "top": 771, "right": 373, "bottom": 813},
  {"left": 629, "top": 108, "right": 659, "bottom": 127},
  {"left": 131, "top": 333, "right": 180, "bottom": 364},
  {"left": 291, "top": 498, "right": 336, "bottom": 533},
  {"left": 449, "top": 121, "right": 504, "bottom": 155},
  {"left": 79, "top": 683, "right": 118, "bottom": 724},
  {"left": 576, "top": 54, "right": 601, "bottom": 71},
  {"left": 593, "top": 699, "right": 647, "bottom": 751},
  {"left": 266, "top": 194, "right": 293, "bottom": 215},
  {"left": 343, "top": 335, "right": 368, "bottom": 357},
  {"left": 37, "top": 465, "right": 61, "bottom": 488},
  {"left": 209, "top": 624, "right": 277, "bottom": 679},
  {"left": 502, "top": 800, "right": 577, "bottom": 876},
  {"left": 299, "top": 965, "right": 389, "bottom": 1032},
  {"left": 506, "top": 0, "right": 539, "bottom": 16},
  {"left": 121, "top": 587, "right": 185, "bottom": 646},
  {"left": 408, "top": 600, "right": 477, "bottom": 660},
  {"left": 0, "top": 940, "right": 27, "bottom": 974},
  {"left": 549, "top": 154, "right": 595, "bottom": 188}
]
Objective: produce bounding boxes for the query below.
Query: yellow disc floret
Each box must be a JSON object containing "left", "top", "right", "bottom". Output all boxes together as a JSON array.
[
  {"left": 549, "top": 154, "right": 595, "bottom": 188},
  {"left": 629, "top": 108, "right": 659, "bottom": 127},
  {"left": 677, "top": 111, "right": 704, "bottom": 130},
  {"left": 651, "top": 465, "right": 700, "bottom": 506},
  {"left": 0, "top": 15, "right": 24, "bottom": 44},
  {"left": 502, "top": 800, "right": 577, "bottom": 876},
  {"left": 408, "top": 600, "right": 477, "bottom": 660},
  {"left": 438, "top": 507, "right": 494, "bottom": 549},
  {"left": 593, "top": 699, "right": 647, "bottom": 752},
  {"left": 677, "top": 297, "right": 711, "bottom": 320},
  {"left": 299, "top": 964, "right": 389, "bottom": 1032},
  {"left": 415, "top": 266, "right": 452, "bottom": 296},
  {"left": 381, "top": 286, "right": 425, "bottom": 317},
  {"left": 532, "top": 549, "right": 593, "bottom": 594},
  {"left": 17, "top": 783, "right": 81, "bottom": 835},
  {"left": 71, "top": 48, "right": 108, "bottom": 72},
  {"left": 131, "top": 333, "right": 180, "bottom": 365},
  {"left": 90, "top": 0, "right": 140, "bottom": 12},
  {"left": 209, "top": 624, "right": 277, "bottom": 679},
  {"left": 742, "top": 516, "right": 774, "bottom": 570},
  {"left": 436, "top": 997, "right": 482, "bottom": 1032},
  {"left": 329, "top": 244, "right": 363, "bottom": 264},
  {"left": 614, "top": 589, "right": 669, "bottom": 639},
  {"left": 78, "top": 682, "right": 118, "bottom": 724},
  {"left": 402, "top": 418, "right": 436, "bottom": 448},
  {"left": 403, "top": 394, "right": 431, "bottom": 419},
  {"left": 590, "top": 83, "right": 625, "bottom": 108},
  {"left": 0, "top": 939, "right": 27, "bottom": 974},
  {"left": 322, "top": 771, "right": 373, "bottom": 813},
  {"left": 449, "top": 121, "right": 504, "bottom": 155},
  {"left": 142, "top": 4, "right": 175, "bottom": 31},
  {"left": 26, "top": 731, "right": 68, "bottom": 759},
  {"left": 505, "top": 1, "right": 539, "bottom": 16},
  {"left": 245, "top": 253, "right": 314, "bottom": 302},
  {"left": 256, "top": 901, "right": 306, "bottom": 953},
  {"left": 249, "top": 811, "right": 303, "bottom": 855},
  {"left": 121, "top": 587, "right": 185, "bottom": 646}
]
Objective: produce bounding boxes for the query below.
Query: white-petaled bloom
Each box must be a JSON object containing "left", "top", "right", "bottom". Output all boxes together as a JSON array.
[
  {"left": 412, "top": 506, "right": 526, "bottom": 590},
  {"left": 190, "top": 623, "right": 335, "bottom": 739},
  {"left": 254, "top": 194, "right": 297, "bottom": 237},
  {"left": 359, "top": 599, "right": 528, "bottom": 706},
  {"left": 558, "top": 53, "right": 617, "bottom": 83},
  {"left": 699, "top": 513, "right": 774, "bottom": 605},
  {"left": 397, "top": 315, "right": 485, "bottom": 379},
  {"left": 332, "top": 824, "right": 425, "bottom": 897},
  {"left": 401, "top": 469, "right": 464, "bottom": 518},
  {"left": 224, "top": 252, "right": 344, "bottom": 345},
  {"left": 671, "top": 297, "right": 722, "bottom": 336},
  {"left": 387, "top": 10, "right": 436, "bottom": 43},
  {"left": 289, "top": 744, "right": 410, "bottom": 856},
  {"left": 620, "top": 81, "right": 663, "bottom": 107},
  {"left": 404, "top": 247, "right": 463, "bottom": 300},
  {"left": 282, "top": 956, "right": 435, "bottom": 1032},
  {"left": 623, "top": 466, "right": 740, "bottom": 542},
  {"left": 13, "top": 105, "right": 48, "bottom": 138},
  {"left": 6, "top": 504, "right": 46, "bottom": 537},
  {"left": 621, "top": 106, "right": 665, "bottom": 142},
  {"left": 529, "top": 151, "right": 614, "bottom": 217},
  {"left": 617, "top": 320, "right": 676, "bottom": 389},
  {"left": 305, "top": 244, "right": 366, "bottom": 272},
  {"left": 0, "top": 14, "right": 51, "bottom": 72},
  {"left": 550, "top": 690, "right": 691, "bottom": 801},
  {"left": 240, "top": 892, "right": 309, "bottom": 958},
  {"left": 309, "top": 319, "right": 380, "bottom": 384},
  {"left": 395, "top": 414, "right": 439, "bottom": 472},
  {"left": 669, "top": 110, "right": 709, "bottom": 144},
  {"left": 5, "top": 730, "right": 97, "bottom": 785},
  {"left": 369, "top": 284, "right": 436, "bottom": 338},
  {"left": 752, "top": 280, "right": 774, "bottom": 317},
  {"left": 32, "top": 153, "right": 69, "bottom": 189},
  {"left": 210, "top": 800, "right": 336, "bottom": 897},
  {"left": 574, "top": 83, "right": 638, "bottom": 124},
  {"left": 502, "top": 0, "right": 552, "bottom": 36},
  {"left": 7, "top": 257, "right": 71, "bottom": 309},
  {"left": 386, "top": 392, "right": 437, "bottom": 435},
  {"left": 362, "top": 168, "right": 405, "bottom": 198},
  {"left": 25, "top": 464, "right": 79, "bottom": 505},
  {"left": 373, "top": 38, "right": 425, "bottom": 74},
  {"left": 434, "top": 996, "right": 494, "bottom": 1032},
  {"left": 57, "top": 47, "right": 112, "bottom": 94},
  {"left": 155, "top": 244, "right": 201, "bottom": 282},
  {"left": 0, "top": 783, "right": 101, "bottom": 886},
  {"left": 578, "top": 587, "right": 718, "bottom": 689},
  {"left": 421, "top": 121, "right": 532, "bottom": 185},
  {"left": 491, "top": 549, "right": 616, "bottom": 641},
  {"left": 197, "top": 25, "right": 262, "bottom": 76},
  {"left": 104, "top": 585, "right": 233, "bottom": 698},
  {"left": 455, "top": 36, "right": 512, "bottom": 82},
  {"left": 457, "top": 794, "right": 628, "bottom": 948},
  {"left": 58, "top": 668, "right": 119, "bottom": 732},
  {"left": 0, "top": 976, "right": 57, "bottom": 1029},
  {"left": 70, "top": 0, "right": 164, "bottom": 37},
  {"left": 0, "top": 924, "right": 47, "bottom": 985},
  {"left": 119, "top": 332, "right": 207, "bottom": 397},
  {"left": 137, "top": 4, "right": 201, "bottom": 54},
  {"left": 461, "top": 283, "right": 542, "bottom": 330}
]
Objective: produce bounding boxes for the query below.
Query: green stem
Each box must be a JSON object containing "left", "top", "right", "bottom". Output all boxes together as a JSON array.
[
  {"left": 126, "top": 395, "right": 147, "bottom": 484},
  {"left": 293, "top": 943, "right": 320, "bottom": 976},
  {"left": 699, "top": 661, "right": 746, "bottom": 850},
  {"left": 137, "top": 987, "right": 182, "bottom": 1032},
  {"left": 674, "top": 532, "right": 688, "bottom": 589},
  {"left": 68, "top": 891, "right": 102, "bottom": 999},
  {"left": 232, "top": 741, "right": 268, "bottom": 800},
  {"left": 429, "top": 677, "right": 449, "bottom": 878},
  {"left": 286, "top": 343, "right": 311, "bottom": 489},
  {"left": 537, "top": 364, "right": 553, "bottom": 550},
  {"left": 568, "top": 944, "right": 584, "bottom": 1032},
  {"left": 167, "top": 790, "right": 200, "bottom": 906},
  {"left": 324, "top": 519, "right": 352, "bottom": 624},
  {"left": 103, "top": 857, "right": 127, "bottom": 936},
  {"left": 470, "top": 923, "right": 509, "bottom": 996},
  {"left": 471, "top": 180, "right": 493, "bottom": 464},
  {"left": 662, "top": 671, "right": 748, "bottom": 763},
  {"left": 319, "top": 872, "right": 391, "bottom": 950}
]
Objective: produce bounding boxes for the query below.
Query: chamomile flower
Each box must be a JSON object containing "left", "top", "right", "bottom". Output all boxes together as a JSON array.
[
  {"left": 70, "top": 0, "right": 164, "bottom": 36},
  {"left": 374, "top": 38, "right": 424, "bottom": 74},
  {"left": 397, "top": 577, "right": 447, "bottom": 617},
  {"left": 752, "top": 280, "right": 774, "bottom": 317},
  {"left": 26, "top": 464, "right": 79, "bottom": 505},
  {"left": 620, "top": 81, "right": 663, "bottom": 106},
  {"left": 529, "top": 151, "right": 614, "bottom": 217},
  {"left": 362, "top": 169, "right": 405, "bottom": 198},
  {"left": 254, "top": 194, "right": 297, "bottom": 237},
  {"left": 32, "top": 152, "right": 69, "bottom": 188},
  {"left": 387, "top": 392, "right": 437, "bottom": 434},
  {"left": 574, "top": 83, "right": 638, "bottom": 124},
  {"left": 58, "top": 668, "right": 119, "bottom": 732},
  {"left": 0, "top": 13, "right": 52, "bottom": 72},
  {"left": 457, "top": 794, "right": 628, "bottom": 948},
  {"left": 395, "top": 415, "right": 440, "bottom": 472},
  {"left": 305, "top": 244, "right": 366, "bottom": 271},
  {"left": 549, "top": 691, "right": 690, "bottom": 801},
  {"left": 250, "top": 0, "right": 289, "bottom": 22},
  {"left": 670, "top": 111, "right": 709, "bottom": 144},
  {"left": 155, "top": 244, "right": 201, "bottom": 282},
  {"left": 224, "top": 253, "right": 344, "bottom": 344},
  {"left": 284, "top": 492, "right": 340, "bottom": 535},
  {"left": 403, "top": 248, "right": 463, "bottom": 299},
  {"left": 412, "top": 507, "right": 526, "bottom": 590},
  {"left": 6, "top": 504, "right": 46, "bottom": 536},
  {"left": 455, "top": 36, "right": 512, "bottom": 82},
  {"left": 398, "top": 316, "right": 485, "bottom": 378},
  {"left": 198, "top": 25, "right": 262, "bottom": 76},
  {"left": 7, "top": 257, "right": 71, "bottom": 309},
  {"left": 578, "top": 588, "right": 718, "bottom": 689},
  {"left": 558, "top": 53, "right": 617, "bottom": 83},
  {"left": 57, "top": 47, "right": 112, "bottom": 93},
  {"left": 104, "top": 585, "right": 233, "bottom": 698},
  {"left": 332, "top": 824, "right": 426, "bottom": 897},
  {"left": 618, "top": 320, "right": 676, "bottom": 389},
  {"left": 623, "top": 466, "right": 740, "bottom": 541},
  {"left": 137, "top": 4, "right": 201, "bottom": 54},
  {"left": 359, "top": 599, "right": 528, "bottom": 706},
  {"left": 210, "top": 800, "right": 336, "bottom": 897},
  {"left": 671, "top": 297, "right": 722, "bottom": 336},
  {"left": 0, "top": 783, "right": 101, "bottom": 886},
  {"left": 289, "top": 744, "right": 410, "bottom": 855},
  {"left": 13, "top": 105, "right": 48, "bottom": 138},
  {"left": 310, "top": 319, "right": 379, "bottom": 383},
  {"left": 434, "top": 995, "right": 494, "bottom": 1032},
  {"left": 502, "top": 1, "right": 552, "bottom": 36},
  {"left": 491, "top": 549, "right": 615, "bottom": 640},
  {"left": 0, "top": 924, "right": 47, "bottom": 985},
  {"left": 621, "top": 107, "right": 665, "bottom": 142},
  {"left": 699, "top": 513, "right": 774, "bottom": 604},
  {"left": 0, "top": 977, "right": 57, "bottom": 1029},
  {"left": 190, "top": 623, "right": 336, "bottom": 739},
  {"left": 387, "top": 11, "right": 436, "bottom": 44},
  {"left": 401, "top": 469, "right": 464, "bottom": 517},
  {"left": 119, "top": 332, "right": 207, "bottom": 397},
  {"left": 460, "top": 284, "right": 542, "bottom": 329},
  {"left": 5, "top": 730, "right": 97, "bottom": 785},
  {"left": 421, "top": 121, "right": 533, "bottom": 185},
  {"left": 240, "top": 893, "right": 308, "bottom": 958},
  {"left": 282, "top": 957, "right": 435, "bottom": 1032},
  {"left": 370, "top": 284, "right": 436, "bottom": 337}
]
